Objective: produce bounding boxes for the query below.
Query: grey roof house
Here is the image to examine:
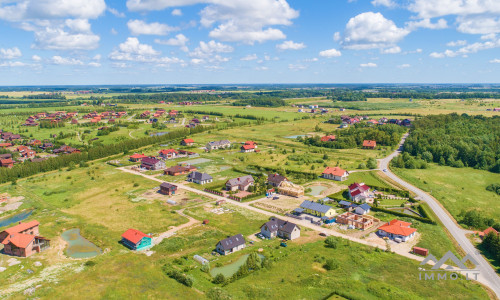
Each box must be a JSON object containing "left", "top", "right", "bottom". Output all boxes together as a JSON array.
[
  {"left": 216, "top": 234, "right": 246, "bottom": 255},
  {"left": 206, "top": 140, "right": 231, "bottom": 150},
  {"left": 226, "top": 175, "right": 254, "bottom": 191},
  {"left": 187, "top": 171, "right": 213, "bottom": 185},
  {"left": 260, "top": 217, "right": 300, "bottom": 240}
]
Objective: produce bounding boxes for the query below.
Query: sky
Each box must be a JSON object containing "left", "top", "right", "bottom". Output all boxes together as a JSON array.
[{"left": 0, "top": 0, "right": 500, "bottom": 85}]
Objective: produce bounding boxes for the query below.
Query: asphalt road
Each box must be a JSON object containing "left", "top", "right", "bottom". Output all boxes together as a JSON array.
[{"left": 379, "top": 133, "right": 500, "bottom": 298}]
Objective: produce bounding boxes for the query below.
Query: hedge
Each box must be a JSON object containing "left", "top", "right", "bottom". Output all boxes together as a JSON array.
[{"left": 371, "top": 206, "right": 436, "bottom": 224}]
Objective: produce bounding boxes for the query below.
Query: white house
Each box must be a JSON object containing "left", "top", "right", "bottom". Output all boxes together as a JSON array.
[
  {"left": 206, "top": 140, "right": 231, "bottom": 151},
  {"left": 187, "top": 172, "right": 213, "bottom": 185},
  {"left": 348, "top": 183, "right": 372, "bottom": 203},
  {"left": 260, "top": 217, "right": 300, "bottom": 240},
  {"left": 377, "top": 219, "right": 417, "bottom": 242},
  {"left": 322, "top": 166, "right": 348, "bottom": 181},
  {"left": 216, "top": 234, "right": 246, "bottom": 255}
]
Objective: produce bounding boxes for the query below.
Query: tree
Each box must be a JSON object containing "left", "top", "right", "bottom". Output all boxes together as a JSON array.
[
  {"left": 213, "top": 273, "right": 226, "bottom": 284},
  {"left": 246, "top": 252, "right": 262, "bottom": 270},
  {"left": 367, "top": 158, "right": 377, "bottom": 169},
  {"left": 323, "top": 258, "right": 339, "bottom": 270},
  {"left": 324, "top": 236, "right": 339, "bottom": 248}
]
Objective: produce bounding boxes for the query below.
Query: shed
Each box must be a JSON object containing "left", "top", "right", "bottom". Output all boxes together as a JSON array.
[
  {"left": 203, "top": 219, "right": 209, "bottom": 225},
  {"left": 412, "top": 247, "right": 429, "bottom": 257},
  {"left": 166, "top": 199, "right": 177, "bottom": 205},
  {"left": 193, "top": 255, "right": 209, "bottom": 265}
]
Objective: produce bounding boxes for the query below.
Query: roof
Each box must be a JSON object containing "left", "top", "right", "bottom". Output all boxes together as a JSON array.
[
  {"left": 267, "top": 173, "right": 287, "bottom": 185},
  {"left": 160, "top": 182, "right": 177, "bottom": 189},
  {"left": 183, "top": 138, "right": 194, "bottom": 143},
  {"left": 1, "top": 233, "right": 35, "bottom": 248},
  {"left": 165, "top": 165, "right": 189, "bottom": 173},
  {"left": 207, "top": 140, "right": 231, "bottom": 147},
  {"left": 226, "top": 175, "right": 254, "bottom": 187},
  {"left": 141, "top": 157, "right": 161, "bottom": 165},
  {"left": 320, "top": 135, "right": 336, "bottom": 142},
  {"left": 130, "top": 153, "right": 148, "bottom": 159},
  {"left": 217, "top": 234, "right": 245, "bottom": 251},
  {"left": 244, "top": 141, "right": 257, "bottom": 145},
  {"left": 159, "top": 149, "right": 178, "bottom": 155},
  {"left": 0, "top": 159, "right": 14, "bottom": 164},
  {"left": 348, "top": 183, "right": 370, "bottom": 192},
  {"left": 4, "top": 220, "right": 40, "bottom": 235},
  {"left": 300, "top": 200, "right": 334, "bottom": 214},
  {"left": 188, "top": 171, "right": 213, "bottom": 181},
  {"left": 378, "top": 219, "right": 416, "bottom": 237},
  {"left": 322, "top": 166, "right": 347, "bottom": 177},
  {"left": 241, "top": 144, "right": 255, "bottom": 150},
  {"left": 121, "top": 229, "right": 152, "bottom": 244},
  {"left": 363, "top": 140, "right": 377, "bottom": 147},
  {"left": 339, "top": 200, "right": 352, "bottom": 206},
  {"left": 357, "top": 204, "right": 371, "bottom": 211},
  {"left": 483, "top": 227, "right": 499, "bottom": 235},
  {"left": 261, "top": 217, "right": 299, "bottom": 234}
]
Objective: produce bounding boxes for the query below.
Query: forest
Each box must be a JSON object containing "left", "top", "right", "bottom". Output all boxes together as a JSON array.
[
  {"left": 402, "top": 114, "right": 500, "bottom": 172},
  {"left": 300, "top": 123, "right": 406, "bottom": 149}
]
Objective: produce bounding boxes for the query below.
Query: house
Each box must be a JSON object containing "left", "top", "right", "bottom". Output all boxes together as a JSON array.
[
  {"left": 479, "top": 227, "right": 499, "bottom": 239},
  {"left": 121, "top": 229, "right": 153, "bottom": 250},
  {"left": 53, "top": 145, "right": 80, "bottom": 155},
  {"left": 278, "top": 180, "right": 305, "bottom": 197},
  {"left": 216, "top": 234, "right": 246, "bottom": 255},
  {"left": 187, "top": 171, "right": 213, "bottom": 184},
  {"left": 377, "top": 219, "right": 417, "bottom": 242},
  {"left": 362, "top": 140, "right": 377, "bottom": 149},
  {"left": 0, "top": 220, "right": 50, "bottom": 257},
  {"left": 267, "top": 173, "right": 287, "bottom": 187},
  {"left": 21, "top": 149, "right": 36, "bottom": 158},
  {"left": 354, "top": 203, "right": 371, "bottom": 215},
  {"left": 338, "top": 200, "right": 352, "bottom": 208},
  {"left": 320, "top": 135, "right": 336, "bottom": 142},
  {"left": 206, "top": 140, "right": 231, "bottom": 151},
  {"left": 164, "top": 165, "right": 197, "bottom": 176},
  {"left": 129, "top": 153, "right": 148, "bottom": 162},
  {"left": 260, "top": 217, "right": 300, "bottom": 240},
  {"left": 0, "top": 143, "right": 13, "bottom": 148},
  {"left": 141, "top": 157, "right": 166, "bottom": 170},
  {"left": 181, "top": 138, "right": 194, "bottom": 146},
  {"left": 322, "top": 166, "right": 348, "bottom": 181},
  {"left": 225, "top": 175, "right": 254, "bottom": 191},
  {"left": 0, "top": 159, "right": 14, "bottom": 168},
  {"left": 240, "top": 143, "right": 256, "bottom": 153},
  {"left": 335, "top": 212, "right": 376, "bottom": 230},
  {"left": 0, "top": 153, "right": 12, "bottom": 160},
  {"left": 348, "top": 183, "right": 372, "bottom": 203},
  {"left": 297, "top": 200, "right": 336, "bottom": 218},
  {"left": 159, "top": 149, "right": 178, "bottom": 159},
  {"left": 40, "top": 143, "right": 54, "bottom": 150},
  {"left": 160, "top": 182, "right": 178, "bottom": 195}
]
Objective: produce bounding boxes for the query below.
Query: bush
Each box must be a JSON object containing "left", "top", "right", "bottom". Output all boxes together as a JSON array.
[
  {"left": 323, "top": 258, "right": 339, "bottom": 270},
  {"left": 324, "top": 236, "right": 340, "bottom": 248},
  {"left": 213, "top": 273, "right": 226, "bottom": 284},
  {"left": 207, "top": 288, "right": 232, "bottom": 300}
]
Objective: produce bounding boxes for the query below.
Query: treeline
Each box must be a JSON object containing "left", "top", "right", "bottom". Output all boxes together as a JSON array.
[
  {"left": 481, "top": 232, "right": 500, "bottom": 265},
  {"left": 39, "top": 121, "right": 65, "bottom": 129},
  {"left": 232, "top": 98, "right": 286, "bottom": 107},
  {"left": 301, "top": 123, "right": 406, "bottom": 149},
  {"left": 97, "top": 126, "right": 120, "bottom": 136},
  {"left": 329, "top": 89, "right": 367, "bottom": 102},
  {"left": 362, "top": 90, "right": 500, "bottom": 99},
  {"left": 22, "top": 93, "right": 66, "bottom": 100},
  {"left": 0, "top": 121, "right": 252, "bottom": 183},
  {"left": 403, "top": 114, "right": 500, "bottom": 172}
]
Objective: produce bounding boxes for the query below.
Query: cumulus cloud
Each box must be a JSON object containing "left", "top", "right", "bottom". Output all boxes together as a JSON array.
[
  {"left": 276, "top": 40, "right": 306, "bottom": 50},
  {"left": 126, "top": 0, "right": 299, "bottom": 44},
  {"left": 360, "top": 62, "right": 377, "bottom": 67},
  {"left": 319, "top": 48, "right": 341, "bottom": 57},
  {"left": 32, "top": 55, "right": 42, "bottom": 61},
  {"left": 109, "top": 37, "right": 184, "bottom": 65},
  {"left": 51, "top": 55, "right": 84, "bottom": 65},
  {"left": 456, "top": 16, "right": 500, "bottom": 35},
  {"left": 172, "top": 8, "right": 182, "bottom": 16},
  {"left": 490, "top": 59, "right": 500, "bottom": 63},
  {"left": 0, "top": 47, "right": 22, "bottom": 59},
  {"left": 430, "top": 38, "right": 500, "bottom": 58},
  {"left": 0, "top": 61, "right": 27, "bottom": 67},
  {"left": 127, "top": 20, "right": 178, "bottom": 36},
  {"left": 155, "top": 34, "right": 189, "bottom": 51},
  {"left": 108, "top": 7, "right": 125, "bottom": 18},
  {"left": 397, "top": 63, "right": 411, "bottom": 68},
  {"left": 241, "top": 54, "right": 258, "bottom": 61},
  {"left": 409, "top": 0, "right": 500, "bottom": 19},
  {"left": 406, "top": 18, "right": 448, "bottom": 30},
  {"left": 341, "top": 12, "right": 409, "bottom": 50},
  {"left": 288, "top": 64, "right": 306, "bottom": 71},
  {"left": 381, "top": 46, "right": 401, "bottom": 54},
  {"left": 446, "top": 40, "right": 467, "bottom": 47},
  {"left": 371, "top": 0, "right": 396, "bottom": 8},
  {"left": 188, "top": 40, "right": 233, "bottom": 65},
  {"left": 33, "top": 27, "right": 100, "bottom": 50}
]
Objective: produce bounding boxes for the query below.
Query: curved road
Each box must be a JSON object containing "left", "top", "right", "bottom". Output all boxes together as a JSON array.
[{"left": 380, "top": 133, "right": 500, "bottom": 298}]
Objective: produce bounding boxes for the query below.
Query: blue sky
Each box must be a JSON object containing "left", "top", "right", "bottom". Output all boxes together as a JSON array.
[{"left": 0, "top": 0, "right": 499, "bottom": 85}]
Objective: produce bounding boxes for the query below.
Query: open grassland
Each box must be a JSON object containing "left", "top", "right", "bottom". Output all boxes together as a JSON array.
[{"left": 393, "top": 165, "right": 500, "bottom": 222}]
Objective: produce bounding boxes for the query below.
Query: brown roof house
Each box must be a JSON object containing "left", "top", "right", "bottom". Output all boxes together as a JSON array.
[
  {"left": 362, "top": 140, "right": 377, "bottom": 149},
  {"left": 225, "top": 175, "right": 254, "bottom": 191},
  {"left": 260, "top": 217, "right": 300, "bottom": 240},
  {"left": 267, "top": 173, "right": 287, "bottom": 187},
  {"left": 159, "top": 182, "right": 178, "bottom": 195},
  {"left": 164, "top": 165, "right": 197, "bottom": 176},
  {"left": 141, "top": 157, "right": 165, "bottom": 170}
]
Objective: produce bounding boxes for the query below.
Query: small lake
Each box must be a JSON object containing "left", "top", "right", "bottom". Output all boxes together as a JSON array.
[
  {"left": 61, "top": 228, "right": 102, "bottom": 259},
  {"left": 285, "top": 135, "right": 308, "bottom": 139},
  {"left": 210, "top": 254, "right": 265, "bottom": 278},
  {"left": 308, "top": 185, "right": 327, "bottom": 196},
  {"left": 387, "top": 208, "right": 422, "bottom": 217},
  {"left": 0, "top": 210, "right": 34, "bottom": 228}
]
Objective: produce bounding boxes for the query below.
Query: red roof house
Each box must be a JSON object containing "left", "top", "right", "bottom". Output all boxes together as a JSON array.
[
  {"left": 159, "top": 149, "right": 178, "bottom": 159},
  {"left": 181, "top": 138, "right": 194, "bottom": 146},
  {"left": 348, "top": 183, "right": 371, "bottom": 203},
  {"left": 320, "top": 135, "right": 336, "bottom": 142},
  {"left": 378, "top": 219, "right": 417, "bottom": 242},
  {"left": 479, "top": 227, "right": 499, "bottom": 239},
  {"left": 129, "top": 153, "right": 148, "bottom": 162},
  {"left": 322, "top": 166, "right": 348, "bottom": 181},
  {"left": 0, "top": 158, "right": 14, "bottom": 168},
  {"left": 362, "top": 140, "right": 377, "bottom": 149},
  {"left": 0, "top": 220, "right": 50, "bottom": 257},
  {"left": 121, "top": 229, "right": 152, "bottom": 250}
]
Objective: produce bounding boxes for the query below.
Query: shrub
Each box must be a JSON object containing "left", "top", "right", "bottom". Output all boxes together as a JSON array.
[
  {"left": 213, "top": 273, "right": 226, "bottom": 284},
  {"left": 324, "top": 236, "right": 340, "bottom": 249},
  {"left": 323, "top": 258, "right": 339, "bottom": 270}
]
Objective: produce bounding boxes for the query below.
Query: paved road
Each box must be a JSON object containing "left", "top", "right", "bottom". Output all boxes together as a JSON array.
[{"left": 379, "top": 133, "right": 500, "bottom": 298}]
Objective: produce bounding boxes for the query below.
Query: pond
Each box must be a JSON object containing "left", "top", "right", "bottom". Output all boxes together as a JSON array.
[
  {"left": 284, "top": 135, "right": 308, "bottom": 139},
  {"left": 308, "top": 185, "right": 327, "bottom": 196},
  {"left": 210, "top": 254, "right": 265, "bottom": 278},
  {"left": 61, "top": 228, "right": 102, "bottom": 259},
  {"left": 0, "top": 210, "right": 34, "bottom": 228},
  {"left": 387, "top": 208, "right": 422, "bottom": 217}
]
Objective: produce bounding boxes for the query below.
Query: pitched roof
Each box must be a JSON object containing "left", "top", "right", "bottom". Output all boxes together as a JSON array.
[
  {"left": 165, "top": 165, "right": 189, "bottom": 173},
  {"left": 348, "top": 183, "right": 370, "bottom": 192},
  {"left": 130, "top": 153, "right": 148, "bottom": 159},
  {"left": 226, "top": 175, "right": 254, "bottom": 187},
  {"left": 267, "top": 173, "right": 287, "bottom": 185},
  {"left": 141, "top": 157, "right": 161, "bottom": 165},
  {"left": 207, "top": 140, "right": 231, "bottom": 147},
  {"left": 320, "top": 135, "right": 336, "bottom": 142},
  {"left": 483, "top": 227, "right": 499, "bottom": 236},
  {"left": 241, "top": 144, "right": 255, "bottom": 150},
  {"left": 262, "top": 217, "right": 299, "bottom": 234},
  {"left": 300, "top": 200, "right": 334, "bottom": 214},
  {"left": 188, "top": 171, "right": 212, "bottom": 181},
  {"left": 217, "top": 234, "right": 245, "bottom": 250},
  {"left": 0, "top": 158, "right": 14, "bottom": 165},
  {"left": 322, "top": 166, "right": 347, "bottom": 177},
  {"left": 363, "top": 140, "right": 377, "bottom": 147},
  {"left": 378, "top": 219, "right": 416, "bottom": 236},
  {"left": 159, "top": 149, "right": 178, "bottom": 155},
  {"left": 160, "top": 182, "right": 177, "bottom": 189},
  {"left": 358, "top": 204, "right": 371, "bottom": 211},
  {"left": 4, "top": 220, "right": 40, "bottom": 235},
  {"left": 121, "top": 229, "right": 152, "bottom": 244},
  {"left": 339, "top": 200, "right": 352, "bottom": 206},
  {"left": 183, "top": 138, "right": 194, "bottom": 143},
  {"left": 1, "top": 233, "right": 35, "bottom": 248}
]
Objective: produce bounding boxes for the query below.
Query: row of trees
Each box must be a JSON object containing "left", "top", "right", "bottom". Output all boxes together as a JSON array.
[
  {"left": 329, "top": 89, "right": 367, "bottom": 102},
  {"left": 481, "top": 233, "right": 500, "bottom": 265},
  {"left": 403, "top": 114, "right": 500, "bottom": 173}
]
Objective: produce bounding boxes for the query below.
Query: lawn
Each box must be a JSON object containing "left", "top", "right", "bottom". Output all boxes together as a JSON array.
[{"left": 393, "top": 165, "right": 500, "bottom": 224}]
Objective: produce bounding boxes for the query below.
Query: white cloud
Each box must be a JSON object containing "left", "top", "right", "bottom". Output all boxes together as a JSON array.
[
  {"left": 189, "top": 40, "right": 233, "bottom": 60},
  {"left": 333, "top": 32, "right": 341, "bottom": 41},
  {"left": 108, "top": 8, "right": 125, "bottom": 18},
  {"left": 0, "top": 47, "right": 22, "bottom": 59},
  {"left": 371, "top": 0, "right": 396, "bottom": 8},
  {"left": 430, "top": 38, "right": 500, "bottom": 58},
  {"left": 397, "top": 63, "right": 411, "bottom": 68},
  {"left": 305, "top": 58, "right": 318, "bottom": 62},
  {"left": 288, "top": 64, "right": 306, "bottom": 71},
  {"left": 155, "top": 34, "right": 189, "bottom": 52},
  {"left": 0, "top": 61, "right": 27, "bottom": 67},
  {"left": 456, "top": 16, "right": 500, "bottom": 35},
  {"left": 32, "top": 55, "right": 42, "bottom": 61},
  {"left": 446, "top": 40, "right": 467, "bottom": 47},
  {"left": 172, "top": 8, "right": 182, "bottom": 16},
  {"left": 319, "top": 48, "right": 342, "bottom": 57},
  {"left": 88, "top": 62, "right": 101, "bottom": 67},
  {"left": 341, "top": 12, "right": 409, "bottom": 50},
  {"left": 110, "top": 38, "right": 184, "bottom": 65},
  {"left": 409, "top": 0, "right": 500, "bottom": 19},
  {"left": 481, "top": 33, "right": 497, "bottom": 40},
  {"left": 0, "top": 0, "right": 106, "bottom": 21},
  {"left": 111, "top": 28, "right": 118, "bottom": 35},
  {"left": 93, "top": 54, "right": 101, "bottom": 60},
  {"left": 33, "top": 27, "right": 100, "bottom": 50},
  {"left": 489, "top": 59, "right": 500, "bottom": 63},
  {"left": 276, "top": 40, "right": 306, "bottom": 50},
  {"left": 127, "top": 20, "right": 178, "bottom": 36},
  {"left": 255, "top": 66, "right": 268, "bottom": 71},
  {"left": 360, "top": 62, "right": 377, "bottom": 67},
  {"left": 406, "top": 18, "right": 448, "bottom": 31},
  {"left": 51, "top": 55, "right": 84, "bottom": 65},
  {"left": 241, "top": 54, "right": 258, "bottom": 61},
  {"left": 126, "top": 0, "right": 299, "bottom": 44},
  {"left": 65, "top": 19, "right": 92, "bottom": 33},
  {"left": 381, "top": 46, "right": 401, "bottom": 54}
]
